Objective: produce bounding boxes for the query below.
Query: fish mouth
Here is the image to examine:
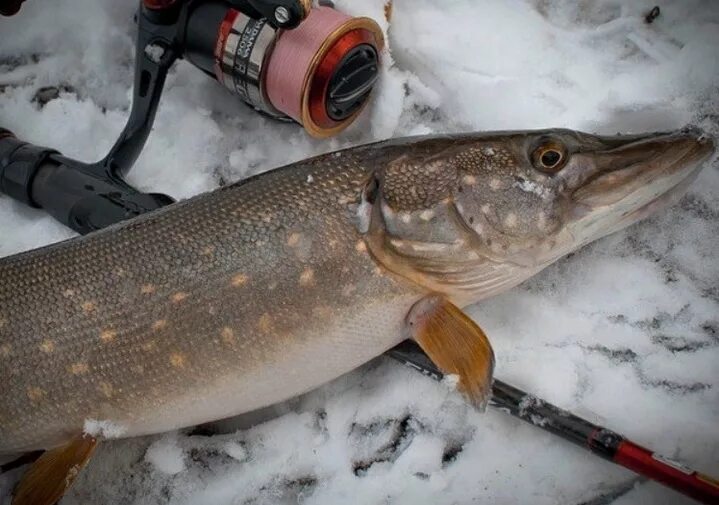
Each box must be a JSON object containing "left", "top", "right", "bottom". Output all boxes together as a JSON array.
[{"left": 569, "top": 126, "right": 715, "bottom": 232}]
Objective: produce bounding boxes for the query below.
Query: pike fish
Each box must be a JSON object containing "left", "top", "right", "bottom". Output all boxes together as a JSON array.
[{"left": 0, "top": 127, "right": 714, "bottom": 504}]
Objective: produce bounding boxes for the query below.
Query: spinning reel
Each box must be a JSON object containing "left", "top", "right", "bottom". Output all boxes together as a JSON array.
[{"left": 0, "top": 0, "right": 383, "bottom": 234}]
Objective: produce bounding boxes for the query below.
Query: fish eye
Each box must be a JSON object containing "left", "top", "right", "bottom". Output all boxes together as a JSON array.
[{"left": 532, "top": 141, "right": 567, "bottom": 173}]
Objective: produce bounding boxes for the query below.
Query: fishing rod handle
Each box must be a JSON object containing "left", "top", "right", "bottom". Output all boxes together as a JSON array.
[{"left": 0, "top": 130, "right": 173, "bottom": 234}]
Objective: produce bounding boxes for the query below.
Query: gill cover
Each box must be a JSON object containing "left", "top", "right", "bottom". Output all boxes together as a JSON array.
[{"left": 362, "top": 136, "right": 554, "bottom": 302}]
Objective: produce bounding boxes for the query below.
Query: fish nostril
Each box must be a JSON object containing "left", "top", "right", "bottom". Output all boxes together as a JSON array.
[{"left": 680, "top": 124, "right": 703, "bottom": 137}]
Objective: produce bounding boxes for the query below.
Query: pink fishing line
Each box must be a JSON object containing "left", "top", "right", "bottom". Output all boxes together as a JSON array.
[{"left": 265, "top": 6, "right": 349, "bottom": 124}]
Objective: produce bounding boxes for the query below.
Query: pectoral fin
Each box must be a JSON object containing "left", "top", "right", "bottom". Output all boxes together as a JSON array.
[
  {"left": 405, "top": 295, "right": 495, "bottom": 410},
  {"left": 12, "top": 435, "right": 97, "bottom": 505}
]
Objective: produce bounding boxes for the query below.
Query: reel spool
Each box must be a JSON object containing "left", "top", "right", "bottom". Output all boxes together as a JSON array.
[{"left": 185, "top": 4, "right": 384, "bottom": 137}]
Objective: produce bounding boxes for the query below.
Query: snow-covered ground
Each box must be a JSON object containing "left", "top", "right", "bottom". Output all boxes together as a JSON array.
[{"left": 1, "top": 0, "right": 718, "bottom": 503}]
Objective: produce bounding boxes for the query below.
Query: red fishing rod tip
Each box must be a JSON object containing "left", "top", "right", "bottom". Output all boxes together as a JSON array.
[{"left": 615, "top": 440, "right": 719, "bottom": 504}]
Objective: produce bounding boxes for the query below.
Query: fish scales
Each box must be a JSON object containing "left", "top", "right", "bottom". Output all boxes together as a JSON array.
[{"left": 0, "top": 147, "right": 422, "bottom": 454}]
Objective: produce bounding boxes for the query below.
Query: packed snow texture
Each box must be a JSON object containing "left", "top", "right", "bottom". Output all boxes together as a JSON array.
[{"left": 1, "top": 0, "right": 718, "bottom": 504}]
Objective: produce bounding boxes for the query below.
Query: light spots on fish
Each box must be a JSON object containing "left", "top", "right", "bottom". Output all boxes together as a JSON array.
[
  {"left": 169, "top": 353, "right": 186, "bottom": 368},
  {"left": 338, "top": 194, "right": 354, "bottom": 205},
  {"left": 258, "top": 313, "right": 273, "bottom": 334},
  {"left": 312, "top": 306, "right": 333, "bottom": 319},
  {"left": 286, "top": 231, "right": 313, "bottom": 260},
  {"left": 489, "top": 178, "right": 502, "bottom": 190},
  {"left": 381, "top": 202, "right": 396, "bottom": 219},
  {"left": 342, "top": 284, "right": 356, "bottom": 297},
  {"left": 481, "top": 204, "right": 491, "bottom": 214},
  {"left": 39, "top": 339, "right": 55, "bottom": 353},
  {"left": 131, "top": 364, "right": 144, "bottom": 375},
  {"left": 306, "top": 174, "right": 314, "bottom": 184},
  {"left": 68, "top": 362, "right": 89, "bottom": 375},
  {"left": 142, "top": 340, "right": 157, "bottom": 352},
  {"left": 221, "top": 327, "right": 236, "bottom": 345},
  {"left": 152, "top": 319, "right": 168, "bottom": 331},
  {"left": 483, "top": 147, "right": 496, "bottom": 156},
  {"left": 419, "top": 209, "right": 435, "bottom": 221},
  {"left": 27, "top": 386, "right": 46, "bottom": 403},
  {"left": 232, "top": 273, "right": 249, "bottom": 287},
  {"left": 201, "top": 245, "right": 215, "bottom": 257},
  {"left": 355, "top": 198, "right": 372, "bottom": 233},
  {"left": 100, "top": 329, "right": 117, "bottom": 343},
  {"left": 399, "top": 212, "right": 412, "bottom": 224},
  {"left": 328, "top": 239, "right": 339, "bottom": 250},
  {"left": 355, "top": 240, "right": 367, "bottom": 253},
  {"left": 299, "top": 268, "right": 315, "bottom": 287},
  {"left": 462, "top": 175, "right": 478, "bottom": 186},
  {"left": 504, "top": 212, "right": 518, "bottom": 228},
  {"left": 0, "top": 343, "right": 11, "bottom": 357},
  {"left": 171, "top": 292, "right": 188, "bottom": 303},
  {"left": 62, "top": 288, "right": 75, "bottom": 298},
  {"left": 81, "top": 301, "right": 96, "bottom": 314},
  {"left": 287, "top": 232, "right": 302, "bottom": 247},
  {"left": 98, "top": 382, "right": 114, "bottom": 398},
  {"left": 374, "top": 266, "right": 384, "bottom": 276},
  {"left": 141, "top": 284, "right": 156, "bottom": 295}
]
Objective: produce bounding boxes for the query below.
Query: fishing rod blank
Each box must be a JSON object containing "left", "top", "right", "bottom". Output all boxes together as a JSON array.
[{"left": 388, "top": 340, "right": 719, "bottom": 505}]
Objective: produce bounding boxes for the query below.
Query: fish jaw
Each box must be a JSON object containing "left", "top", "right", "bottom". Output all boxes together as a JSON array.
[
  {"left": 567, "top": 127, "right": 715, "bottom": 246},
  {"left": 361, "top": 127, "right": 715, "bottom": 305}
]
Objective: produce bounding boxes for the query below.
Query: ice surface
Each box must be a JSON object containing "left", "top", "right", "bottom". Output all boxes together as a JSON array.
[{"left": 1, "top": 0, "right": 718, "bottom": 504}]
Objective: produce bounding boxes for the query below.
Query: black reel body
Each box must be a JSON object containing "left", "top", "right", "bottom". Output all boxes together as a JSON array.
[{"left": 0, "top": 0, "right": 382, "bottom": 234}]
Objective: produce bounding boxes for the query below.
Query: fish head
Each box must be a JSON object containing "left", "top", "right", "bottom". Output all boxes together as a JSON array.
[{"left": 365, "top": 127, "right": 714, "bottom": 303}]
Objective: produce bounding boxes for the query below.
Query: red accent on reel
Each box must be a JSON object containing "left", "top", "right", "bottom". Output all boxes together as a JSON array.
[
  {"left": 614, "top": 441, "right": 719, "bottom": 504},
  {"left": 307, "top": 28, "right": 376, "bottom": 131},
  {"left": 142, "top": 0, "right": 179, "bottom": 10},
  {"left": 214, "top": 8, "right": 240, "bottom": 84}
]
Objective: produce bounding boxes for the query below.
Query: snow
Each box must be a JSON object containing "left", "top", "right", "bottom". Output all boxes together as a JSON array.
[
  {"left": 83, "top": 419, "right": 127, "bottom": 439},
  {"left": 513, "top": 178, "right": 553, "bottom": 199},
  {"left": 1, "top": 0, "right": 718, "bottom": 504},
  {"left": 144, "top": 43, "right": 166, "bottom": 65},
  {"left": 145, "top": 436, "right": 186, "bottom": 476}
]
